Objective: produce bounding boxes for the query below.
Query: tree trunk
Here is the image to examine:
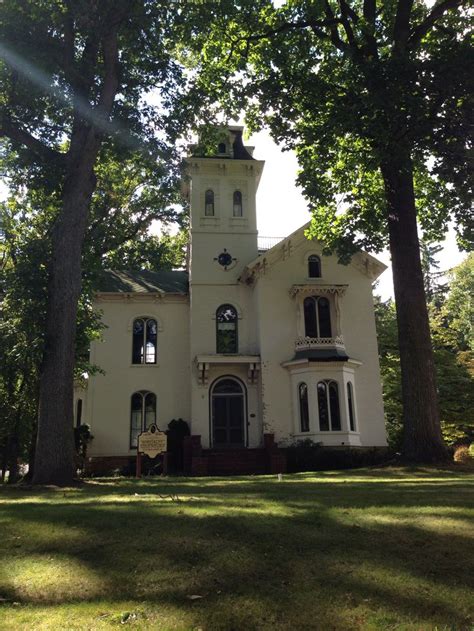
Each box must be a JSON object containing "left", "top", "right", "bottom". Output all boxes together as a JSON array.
[
  {"left": 381, "top": 152, "right": 449, "bottom": 463},
  {"left": 32, "top": 132, "right": 100, "bottom": 485}
]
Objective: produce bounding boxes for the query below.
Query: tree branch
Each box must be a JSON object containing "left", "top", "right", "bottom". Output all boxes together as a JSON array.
[
  {"left": 409, "top": 0, "right": 466, "bottom": 49},
  {"left": 393, "top": 0, "right": 414, "bottom": 53},
  {"left": 0, "top": 117, "right": 63, "bottom": 163}
]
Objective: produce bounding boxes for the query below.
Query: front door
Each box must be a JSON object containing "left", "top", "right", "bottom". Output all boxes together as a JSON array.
[{"left": 211, "top": 378, "right": 245, "bottom": 447}]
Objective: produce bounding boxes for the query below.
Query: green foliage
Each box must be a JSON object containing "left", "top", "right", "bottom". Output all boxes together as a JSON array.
[
  {"left": 181, "top": 0, "right": 473, "bottom": 256},
  {"left": 376, "top": 255, "right": 474, "bottom": 449}
]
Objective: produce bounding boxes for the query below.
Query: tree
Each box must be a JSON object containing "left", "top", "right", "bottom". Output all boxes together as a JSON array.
[
  {"left": 0, "top": 1, "right": 189, "bottom": 484},
  {"left": 183, "top": 0, "right": 473, "bottom": 461},
  {"left": 0, "top": 147, "right": 184, "bottom": 482},
  {"left": 375, "top": 254, "right": 474, "bottom": 450}
]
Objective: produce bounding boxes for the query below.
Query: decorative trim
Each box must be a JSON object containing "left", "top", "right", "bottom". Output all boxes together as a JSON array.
[
  {"left": 195, "top": 354, "right": 261, "bottom": 386},
  {"left": 289, "top": 284, "right": 348, "bottom": 298},
  {"left": 295, "top": 336, "right": 345, "bottom": 350},
  {"left": 126, "top": 314, "right": 164, "bottom": 333}
]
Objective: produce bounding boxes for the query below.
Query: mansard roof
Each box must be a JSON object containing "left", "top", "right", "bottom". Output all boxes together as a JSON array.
[
  {"left": 96, "top": 270, "right": 189, "bottom": 295},
  {"left": 240, "top": 222, "right": 387, "bottom": 283}
]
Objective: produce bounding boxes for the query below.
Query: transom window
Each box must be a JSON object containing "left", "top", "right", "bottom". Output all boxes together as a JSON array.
[
  {"left": 299, "top": 382, "right": 310, "bottom": 432},
  {"left": 130, "top": 391, "right": 156, "bottom": 448},
  {"left": 216, "top": 304, "right": 238, "bottom": 354},
  {"left": 233, "top": 190, "right": 243, "bottom": 217},
  {"left": 205, "top": 189, "right": 215, "bottom": 216},
  {"left": 308, "top": 255, "right": 321, "bottom": 278},
  {"left": 317, "top": 380, "right": 341, "bottom": 431},
  {"left": 304, "top": 296, "right": 332, "bottom": 338},
  {"left": 132, "top": 318, "right": 157, "bottom": 364}
]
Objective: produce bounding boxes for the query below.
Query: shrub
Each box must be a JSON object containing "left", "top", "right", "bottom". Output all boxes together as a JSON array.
[{"left": 285, "top": 440, "right": 392, "bottom": 472}]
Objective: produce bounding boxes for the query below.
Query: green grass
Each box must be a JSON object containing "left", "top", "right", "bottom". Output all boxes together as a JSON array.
[{"left": 0, "top": 467, "right": 473, "bottom": 630}]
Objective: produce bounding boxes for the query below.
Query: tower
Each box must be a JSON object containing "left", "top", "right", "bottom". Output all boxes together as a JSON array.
[{"left": 183, "top": 126, "right": 265, "bottom": 447}]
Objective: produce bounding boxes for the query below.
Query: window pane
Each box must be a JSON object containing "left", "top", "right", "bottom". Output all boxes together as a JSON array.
[
  {"left": 304, "top": 297, "right": 318, "bottom": 338},
  {"left": 329, "top": 382, "right": 341, "bottom": 430},
  {"left": 145, "top": 319, "right": 157, "bottom": 363},
  {"left": 144, "top": 393, "right": 156, "bottom": 429},
  {"left": 216, "top": 305, "right": 238, "bottom": 353},
  {"left": 317, "top": 297, "right": 332, "bottom": 338},
  {"left": 233, "top": 191, "right": 243, "bottom": 217},
  {"left": 205, "top": 189, "right": 215, "bottom": 216},
  {"left": 299, "top": 383, "right": 309, "bottom": 432},
  {"left": 214, "top": 378, "right": 243, "bottom": 394},
  {"left": 132, "top": 319, "right": 144, "bottom": 364},
  {"left": 308, "top": 255, "right": 321, "bottom": 278},
  {"left": 317, "top": 382, "right": 330, "bottom": 431},
  {"left": 130, "top": 392, "right": 143, "bottom": 447},
  {"left": 347, "top": 383, "right": 355, "bottom": 431}
]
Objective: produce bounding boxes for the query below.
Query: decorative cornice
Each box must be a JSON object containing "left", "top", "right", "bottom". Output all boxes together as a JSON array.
[{"left": 289, "top": 284, "right": 348, "bottom": 298}]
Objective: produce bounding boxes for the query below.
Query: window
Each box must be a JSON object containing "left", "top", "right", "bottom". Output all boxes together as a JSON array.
[
  {"left": 132, "top": 318, "right": 157, "bottom": 364},
  {"left": 216, "top": 304, "right": 238, "bottom": 353},
  {"left": 218, "top": 142, "right": 226, "bottom": 154},
  {"left": 303, "top": 297, "right": 332, "bottom": 338},
  {"left": 347, "top": 382, "right": 356, "bottom": 431},
  {"left": 76, "top": 399, "right": 83, "bottom": 428},
  {"left": 317, "top": 380, "right": 341, "bottom": 431},
  {"left": 205, "top": 189, "right": 215, "bottom": 216},
  {"left": 130, "top": 391, "right": 156, "bottom": 448},
  {"left": 299, "top": 383, "right": 310, "bottom": 432},
  {"left": 233, "top": 190, "right": 243, "bottom": 217},
  {"left": 308, "top": 255, "right": 321, "bottom": 278}
]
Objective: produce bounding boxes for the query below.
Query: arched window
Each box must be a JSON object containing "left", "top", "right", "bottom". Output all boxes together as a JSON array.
[
  {"left": 347, "top": 382, "right": 356, "bottom": 431},
  {"left": 233, "top": 190, "right": 243, "bottom": 217},
  {"left": 205, "top": 189, "right": 215, "bottom": 216},
  {"left": 130, "top": 391, "right": 156, "bottom": 448},
  {"left": 299, "top": 383, "right": 310, "bottom": 432},
  {"left": 303, "top": 297, "right": 332, "bottom": 338},
  {"left": 317, "top": 380, "right": 341, "bottom": 431},
  {"left": 218, "top": 142, "right": 226, "bottom": 154},
  {"left": 132, "top": 318, "right": 157, "bottom": 364},
  {"left": 308, "top": 255, "right": 321, "bottom": 278},
  {"left": 216, "top": 304, "right": 238, "bottom": 353}
]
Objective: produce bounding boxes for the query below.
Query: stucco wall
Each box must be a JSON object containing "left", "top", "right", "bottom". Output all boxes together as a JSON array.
[{"left": 87, "top": 297, "right": 191, "bottom": 457}]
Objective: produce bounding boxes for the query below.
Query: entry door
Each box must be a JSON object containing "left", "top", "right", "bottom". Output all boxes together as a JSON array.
[{"left": 211, "top": 378, "right": 245, "bottom": 447}]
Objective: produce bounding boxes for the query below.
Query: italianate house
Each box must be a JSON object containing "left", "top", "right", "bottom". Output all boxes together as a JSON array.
[{"left": 76, "top": 127, "right": 387, "bottom": 475}]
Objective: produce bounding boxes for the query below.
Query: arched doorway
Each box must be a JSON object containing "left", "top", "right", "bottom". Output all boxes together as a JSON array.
[{"left": 211, "top": 377, "right": 246, "bottom": 448}]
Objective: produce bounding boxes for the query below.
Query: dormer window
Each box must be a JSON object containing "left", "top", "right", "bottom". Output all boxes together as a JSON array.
[
  {"left": 303, "top": 296, "right": 332, "bottom": 338},
  {"left": 308, "top": 255, "right": 321, "bottom": 278},
  {"left": 218, "top": 142, "right": 226, "bottom": 154},
  {"left": 233, "top": 190, "right": 243, "bottom": 217},
  {"left": 205, "top": 189, "right": 215, "bottom": 216}
]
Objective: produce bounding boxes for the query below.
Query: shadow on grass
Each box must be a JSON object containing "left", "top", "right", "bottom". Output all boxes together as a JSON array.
[{"left": 0, "top": 470, "right": 473, "bottom": 630}]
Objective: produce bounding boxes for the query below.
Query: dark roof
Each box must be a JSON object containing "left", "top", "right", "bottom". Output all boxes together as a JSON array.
[
  {"left": 293, "top": 348, "right": 350, "bottom": 362},
  {"left": 96, "top": 270, "right": 189, "bottom": 295}
]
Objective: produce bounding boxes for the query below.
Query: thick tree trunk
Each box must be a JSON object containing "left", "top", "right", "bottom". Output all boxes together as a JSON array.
[
  {"left": 381, "top": 153, "right": 449, "bottom": 463},
  {"left": 32, "top": 135, "right": 99, "bottom": 486}
]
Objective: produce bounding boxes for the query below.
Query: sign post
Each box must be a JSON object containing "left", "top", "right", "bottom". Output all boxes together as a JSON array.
[{"left": 136, "top": 424, "right": 168, "bottom": 478}]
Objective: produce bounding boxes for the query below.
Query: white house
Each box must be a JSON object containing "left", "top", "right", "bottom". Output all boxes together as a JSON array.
[{"left": 77, "top": 126, "right": 387, "bottom": 475}]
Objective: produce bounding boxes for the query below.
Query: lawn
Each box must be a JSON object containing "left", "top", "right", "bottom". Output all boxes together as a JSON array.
[{"left": 0, "top": 467, "right": 473, "bottom": 630}]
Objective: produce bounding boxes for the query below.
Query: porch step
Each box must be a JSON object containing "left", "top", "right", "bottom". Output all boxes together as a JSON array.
[{"left": 203, "top": 448, "right": 267, "bottom": 475}]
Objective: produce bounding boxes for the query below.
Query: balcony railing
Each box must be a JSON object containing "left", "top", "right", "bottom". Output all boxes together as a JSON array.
[
  {"left": 257, "top": 236, "right": 285, "bottom": 252},
  {"left": 295, "top": 336, "right": 345, "bottom": 351}
]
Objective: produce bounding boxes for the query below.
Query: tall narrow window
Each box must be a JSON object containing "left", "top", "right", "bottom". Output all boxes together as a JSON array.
[
  {"left": 130, "top": 391, "right": 157, "bottom": 448},
  {"left": 218, "top": 142, "right": 226, "bottom": 154},
  {"left": 317, "top": 380, "right": 341, "bottom": 431},
  {"left": 216, "top": 304, "right": 238, "bottom": 353},
  {"left": 303, "top": 297, "right": 332, "bottom": 338},
  {"left": 347, "top": 382, "right": 356, "bottom": 431},
  {"left": 205, "top": 189, "right": 215, "bottom": 216},
  {"left": 233, "top": 190, "right": 243, "bottom": 217},
  {"left": 299, "top": 383, "right": 310, "bottom": 432},
  {"left": 76, "top": 399, "right": 83, "bottom": 428},
  {"left": 308, "top": 255, "right": 321, "bottom": 278},
  {"left": 132, "top": 318, "right": 157, "bottom": 364}
]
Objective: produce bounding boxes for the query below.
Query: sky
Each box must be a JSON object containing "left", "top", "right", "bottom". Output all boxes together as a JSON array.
[{"left": 248, "top": 128, "right": 468, "bottom": 300}]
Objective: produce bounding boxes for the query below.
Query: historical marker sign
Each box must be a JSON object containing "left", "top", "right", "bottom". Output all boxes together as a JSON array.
[{"left": 138, "top": 424, "right": 167, "bottom": 458}]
